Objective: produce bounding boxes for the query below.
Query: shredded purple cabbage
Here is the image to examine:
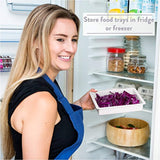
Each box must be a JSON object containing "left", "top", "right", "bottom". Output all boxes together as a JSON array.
[{"left": 95, "top": 91, "right": 140, "bottom": 108}]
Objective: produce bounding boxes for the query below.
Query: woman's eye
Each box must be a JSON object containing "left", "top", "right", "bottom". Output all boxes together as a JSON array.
[
  {"left": 72, "top": 39, "right": 78, "bottom": 42},
  {"left": 57, "top": 38, "right": 64, "bottom": 42}
]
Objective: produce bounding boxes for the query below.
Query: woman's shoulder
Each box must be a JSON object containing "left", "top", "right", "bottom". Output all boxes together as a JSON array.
[
  {"left": 21, "top": 91, "right": 58, "bottom": 118},
  {"left": 15, "top": 77, "right": 53, "bottom": 96},
  {"left": 10, "top": 81, "right": 58, "bottom": 135},
  {"left": 9, "top": 77, "right": 56, "bottom": 109},
  {"left": 20, "top": 77, "right": 53, "bottom": 91}
]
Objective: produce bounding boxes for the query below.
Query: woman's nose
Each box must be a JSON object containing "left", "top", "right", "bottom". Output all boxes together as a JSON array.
[{"left": 65, "top": 41, "right": 76, "bottom": 53}]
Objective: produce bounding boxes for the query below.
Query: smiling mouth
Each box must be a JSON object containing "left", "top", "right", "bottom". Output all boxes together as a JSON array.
[{"left": 59, "top": 56, "right": 71, "bottom": 60}]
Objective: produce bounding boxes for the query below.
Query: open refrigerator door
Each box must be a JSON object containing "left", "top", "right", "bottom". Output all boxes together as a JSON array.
[
  {"left": 0, "top": 0, "right": 68, "bottom": 158},
  {"left": 0, "top": 0, "right": 68, "bottom": 99}
]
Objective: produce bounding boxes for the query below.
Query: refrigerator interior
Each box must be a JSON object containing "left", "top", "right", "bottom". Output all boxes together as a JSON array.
[{"left": 73, "top": 0, "right": 158, "bottom": 159}]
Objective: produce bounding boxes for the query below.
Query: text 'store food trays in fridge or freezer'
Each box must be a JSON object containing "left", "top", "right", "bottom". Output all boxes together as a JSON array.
[{"left": 90, "top": 88, "right": 145, "bottom": 115}]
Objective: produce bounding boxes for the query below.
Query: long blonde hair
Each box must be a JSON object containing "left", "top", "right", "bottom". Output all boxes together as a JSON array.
[{"left": 0, "top": 4, "right": 80, "bottom": 159}]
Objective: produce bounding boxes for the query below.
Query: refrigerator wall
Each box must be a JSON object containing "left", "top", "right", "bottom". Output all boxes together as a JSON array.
[{"left": 73, "top": 0, "right": 160, "bottom": 159}]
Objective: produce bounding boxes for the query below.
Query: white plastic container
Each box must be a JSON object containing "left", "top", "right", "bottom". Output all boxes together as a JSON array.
[
  {"left": 115, "top": 81, "right": 136, "bottom": 89},
  {"left": 90, "top": 88, "right": 145, "bottom": 115},
  {"left": 138, "top": 85, "right": 153, "bottom": 96}
]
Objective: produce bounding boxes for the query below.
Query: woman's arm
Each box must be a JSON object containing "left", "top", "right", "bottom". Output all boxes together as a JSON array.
[
  {"left": 20, "top": 92, "right": 58, "bottom": 159},
  {"left": 74, "top": 88, "right": 97, "bottom": 110}
]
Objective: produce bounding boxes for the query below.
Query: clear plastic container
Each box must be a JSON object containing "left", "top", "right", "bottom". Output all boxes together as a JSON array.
[
  {"left": 106, "top": 47, "right": 125, "bottom": 72},
  {"left": 129, "top": 0, "right": 143, "bottom": 13},
  {"left": 142, "top": 0, "right": 155, "bottom": 13},
  {"left": 127, "top": 55, "right": 148, "bottom": 74},
  {"left": 155, "top": 0, "right": 158, "bottom": 21},
  {"left": 106, "top": 0, "right": 128, "bottom": 13},
  {"left": 124, "top": 36, "right": 141, "bottom": 70}
]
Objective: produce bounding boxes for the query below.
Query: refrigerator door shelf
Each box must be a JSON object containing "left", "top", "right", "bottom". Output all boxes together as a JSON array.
[
  {"left": 6, "top": 0, "right": 51, "bottom": 12},
  {"left": 0, "top": 30, "right": 22, "bottom": 42},
  {"left": 0, "top": 56, "right": 14, "bottom": 72},
  {"left": 6, "top": 0, "right": 67, "bottom": 12}
]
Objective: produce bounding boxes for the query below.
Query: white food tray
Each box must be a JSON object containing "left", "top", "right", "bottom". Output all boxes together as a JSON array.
[{"left": 90, "top": 88, "right": 145, "bottom": 115}]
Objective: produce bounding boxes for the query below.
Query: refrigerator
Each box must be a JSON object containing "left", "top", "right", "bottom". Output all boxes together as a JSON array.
[{"left": 0, "top": 0, "right": 160, "bottom": 159}]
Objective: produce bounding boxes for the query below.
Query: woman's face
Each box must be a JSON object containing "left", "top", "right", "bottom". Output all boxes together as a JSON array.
[{"left": 47, "top": 18, "right": 78, "bottom": 77}]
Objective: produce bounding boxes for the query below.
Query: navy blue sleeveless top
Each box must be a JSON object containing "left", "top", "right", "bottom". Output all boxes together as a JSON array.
[{"left": 8, "top": 77, "right": 83, "bottom": 159}]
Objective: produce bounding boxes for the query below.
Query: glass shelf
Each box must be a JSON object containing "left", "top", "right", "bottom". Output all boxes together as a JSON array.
[
  {"left": 92, "top": 71, "right": 154, "bottom": 84},
  {"left": 85, "top": 104, "right": 151, "bottom": 128},
  {"left": 143, "top": 102, "right": 152, "bottom": 113},
  {"left": 86, "top": 113, "right": 125, "bottom": 128},
  {"left": 143, "top": 106, "right": 152, "bottom": 113},
  {"left": 91, "top": 137, "right": 150, "bottom": 160}
]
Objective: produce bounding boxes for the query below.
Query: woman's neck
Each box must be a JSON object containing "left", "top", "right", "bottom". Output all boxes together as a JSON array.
[{"left": 46, "top": 68, "right": 58, "bottom": 82}]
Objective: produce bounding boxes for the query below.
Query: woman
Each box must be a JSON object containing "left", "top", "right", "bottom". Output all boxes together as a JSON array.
[{"left": 0, "top": 4, "right": 96, "bottom": 160}]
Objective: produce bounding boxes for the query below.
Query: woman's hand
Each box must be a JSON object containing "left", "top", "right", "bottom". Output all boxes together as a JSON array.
[{"left": 74, "top": 88, "right": 97, "bottom": 110}]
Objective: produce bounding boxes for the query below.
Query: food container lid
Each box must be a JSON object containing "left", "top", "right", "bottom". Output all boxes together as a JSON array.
[
  {"left": 125, "top": 36, "right": 140, "bottom": 40},
  {"left": 107, "top": 47, "right": 125, "bottom": 54}
]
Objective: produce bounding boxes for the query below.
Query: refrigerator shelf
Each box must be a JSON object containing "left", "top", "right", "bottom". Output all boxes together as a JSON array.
[
  {"left": 91, "top": 137, "right": 150, "bottom": 160},
  {"left": 85, "top": 104, "right": 151, "bottom": 128},
  {"left": 0, "top": 68, "right": 11, "bottom": 72},
  {"left": 92, "top": 71, "right": 154, "bottom": 84},
  {"left": 84, "top": 110, "right": 125, "bottom": 127},
  {"left": 143, "top": 105, "right": 152, "bottom": 113}
]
